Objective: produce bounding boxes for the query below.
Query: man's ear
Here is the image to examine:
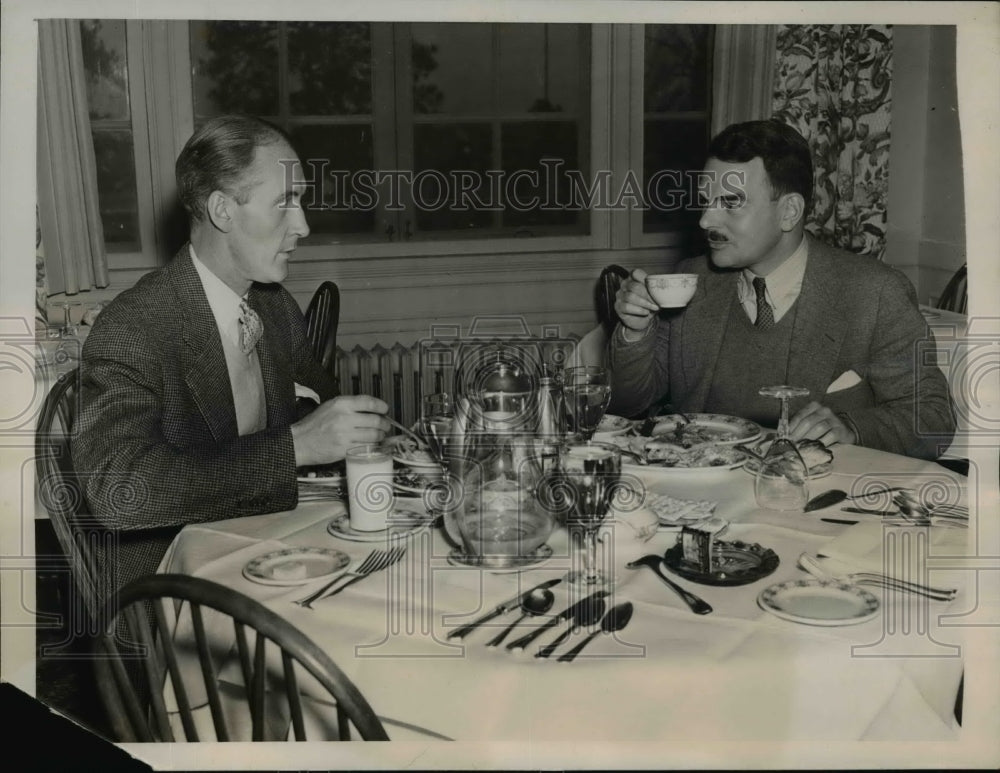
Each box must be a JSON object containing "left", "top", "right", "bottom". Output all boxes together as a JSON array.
[
  {"left": 206, "top": 190, "right": 234, "bottom": 233},
  {"left": 779, "top": 192, "right": 806, "bottom": 232}
]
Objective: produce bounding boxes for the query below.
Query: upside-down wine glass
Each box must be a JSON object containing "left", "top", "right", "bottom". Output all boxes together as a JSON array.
[
  {"left": 754, "top": 385, "right": 810, "bottom": 511},
  {"left": 563, "top": 366, "right": 611, "bottom": 441},
  {"left": 558, "top": 440, "right": 622, "bottom": 587}
]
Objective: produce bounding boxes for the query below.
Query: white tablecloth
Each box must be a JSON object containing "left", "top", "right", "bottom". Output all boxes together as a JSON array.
[{"left": 159, "top": 444, "right": 974, "bottom": 743}]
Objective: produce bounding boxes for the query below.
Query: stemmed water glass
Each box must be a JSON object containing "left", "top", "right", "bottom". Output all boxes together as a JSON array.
[
  {"left": 562, "top": 366, "right": 611, "bottom": 440},
  {"left": 754, "top": 385, "right": 810, "bottom": 511},
  {"left": 558, "top": 440, "right": 622, "bottom": 587}
]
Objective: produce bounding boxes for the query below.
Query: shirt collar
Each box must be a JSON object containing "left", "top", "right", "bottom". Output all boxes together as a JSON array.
[
  {"left": 738, "top": 235, "right": 809, "bottom": 305},
  {"left": 190, "top": 244, "right": 248, "bottom": 346}
]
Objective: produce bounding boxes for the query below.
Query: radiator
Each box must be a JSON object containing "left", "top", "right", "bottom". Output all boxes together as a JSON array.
[{"left": 334, "top": 336, "right": 579, "bottom": 427}]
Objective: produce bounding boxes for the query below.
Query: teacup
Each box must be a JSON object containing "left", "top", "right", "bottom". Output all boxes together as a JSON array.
[{"left": 645, "top": 273, "right": 698, "bottom": 308}]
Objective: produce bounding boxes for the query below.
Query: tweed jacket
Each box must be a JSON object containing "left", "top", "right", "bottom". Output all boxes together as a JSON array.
[
  {"left": 608, "top": 237, "right": 956, "bottom": 459},
  {"left": 71, "top": 246, "right": 337, "bottom": 602}
]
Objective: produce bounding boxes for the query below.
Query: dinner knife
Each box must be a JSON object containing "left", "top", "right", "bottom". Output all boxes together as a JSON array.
[
  {"left": 841, "top": 507, "right": 899, "bottom": 516},
  {"left": 506, "top": 590, "right": 610, "bottom": 652},
  {"left": 446, "top": 578, "right": 563, "bottom": 640}
]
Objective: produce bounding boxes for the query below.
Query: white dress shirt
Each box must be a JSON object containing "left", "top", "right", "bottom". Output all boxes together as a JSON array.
[
  {"left": 190, "top": 246, "right": 267, "bottom": 436},
  {"left": 737, "top": 236, "right": 809, "bottom": 324}
]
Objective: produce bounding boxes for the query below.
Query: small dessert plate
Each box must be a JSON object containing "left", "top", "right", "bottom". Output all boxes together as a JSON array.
[
  {"left": 327, "top": 509, "right": 432, "bottom": 543},
  {"left": 663, "top": 538, "right": 779, "bottom": 586},
  {"left": 757, "top": 578, "right": 880, "bottom": 626},
  {"left": 243, "top": 547, "right": 350, "bottom": 586}
]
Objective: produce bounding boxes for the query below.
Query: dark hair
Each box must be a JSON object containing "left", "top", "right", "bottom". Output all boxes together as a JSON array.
[
  {"left": 707, "top": 120, "right": 813, "bottom": 213},
  {"left": 175, "top": 115, "right": 293, "bottom": 223}
]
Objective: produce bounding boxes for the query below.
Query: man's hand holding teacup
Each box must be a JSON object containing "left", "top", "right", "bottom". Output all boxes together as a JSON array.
[{"left": 615, "top": 268, "right": 661, "bottom": 342}]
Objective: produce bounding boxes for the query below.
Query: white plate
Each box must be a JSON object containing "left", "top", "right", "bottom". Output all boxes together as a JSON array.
[
  {"left": 648, "top": 413, "right": 762, "bottom": 446},
  {"left": 757, "top": 578, "right": 880, "bottom": 626},
  {"left": 327, "top": 508, "right": 432, "bottom": 542},
  {"left": 243, "top": 547, "right": 350, "bottom": 586},
  {"left": 593, "top": 414, "right": 633, "bottom": 438},
  {"left": 296, "top": 469, "right": 345, "bottom": 485}
]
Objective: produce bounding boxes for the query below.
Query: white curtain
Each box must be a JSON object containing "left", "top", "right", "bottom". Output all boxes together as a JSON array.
[
  {"left": 711, "top": 25, "right": 778, "bottom": 136},
  {"left": 37, "top": 19, "right": 108, "bottom": 295}
]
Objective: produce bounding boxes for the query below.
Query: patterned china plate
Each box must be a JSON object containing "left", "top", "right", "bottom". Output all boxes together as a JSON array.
[
  {"left": 757, "top": 578, "right": 880, "bottom": 626},
  {"left": 243, "top": 547, "right": 350, "bottom": 586},
  {"left": 648, "top": 413, "right": 763, "bottom": 447},
  {"left": 593, "top": 414, "right": 633, "bottom": 437},
  {"left": 296, "top": 465, "right": 345, "bottom": 485},
  {"left": 327, "top": 508, "right": 432, "bottom": 542}
]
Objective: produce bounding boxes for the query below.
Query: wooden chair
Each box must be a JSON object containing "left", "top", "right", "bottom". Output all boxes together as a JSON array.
[
  {"left": 574, "top": 264, "right": 630, "bottom": 369},
  {"left": 304, "top": 281, "right": 341, "bottom": 372},
  {"left": 94, "top": 573, "right": 390, "bottom": 742},
  {"left": 936, "top": 264, "right": 967, "bottom": 314},
  {"left": 35, "top": 367, "right": 106, "bottom": 637}
]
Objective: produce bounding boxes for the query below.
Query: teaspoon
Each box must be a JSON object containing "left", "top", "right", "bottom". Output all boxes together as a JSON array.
[
  {"left": 486, "top": 588, "right": 555, "bottom": 648},
  {"left": 558, "top": 601, "right": 634, "bottom": 662},
  {"left": 536, "top": 596, "right": 607, "bottom": 659}
]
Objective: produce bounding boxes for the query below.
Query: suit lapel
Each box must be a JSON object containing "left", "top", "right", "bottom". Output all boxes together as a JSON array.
[
  {"left": 169, "top": 247, "right": 239, "bottom": 442},
  {"left": 249, "top": 286, "right": 295, "bottom": 429},
  {"left": 679, "top": 267, "right": 737, "bottom": 405},
  {"left": 785, "top": 237, "right": 849, "bottom": 394}
]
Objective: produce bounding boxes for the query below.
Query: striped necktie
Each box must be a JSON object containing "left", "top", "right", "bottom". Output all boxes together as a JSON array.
[
  {"left": 752, "top": 277, "right": 774, "bottom": 330},
  {"left": 238, "top": 300, "right": 263, "bottom": 355}
]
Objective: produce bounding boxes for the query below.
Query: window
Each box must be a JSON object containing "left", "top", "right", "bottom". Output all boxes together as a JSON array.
[
  {"left": 75, "top": 21, "right": 713, "bottom": 273},
  {"left": 80, "top": 20, "right": 140, "bottom": 251}
]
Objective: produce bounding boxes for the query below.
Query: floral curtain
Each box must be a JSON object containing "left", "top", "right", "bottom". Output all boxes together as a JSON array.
[{"left": 771, "top": 25, "right": 893, "bottom": 259}]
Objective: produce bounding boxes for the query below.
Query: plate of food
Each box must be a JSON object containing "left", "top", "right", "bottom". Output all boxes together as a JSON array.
[
  {"left": 757, "top": 578, "right": 880, "bottom": 626},
  {"left": 243, "top": 547, "right": 350, "bottom": 586},
  {"left": 646, "top": 413, "right": 763, "bottom": 448},
  {"left": 593, "top": 414, "right": 633, "bottom": 438},
  {"left": 296, "top": 463, "right": 345, "bottom": 485},
  {"left": 614, "top": 436, "right": 749, "bottom": 473},
  {"left": 742, "top": 437, "right": 834, "bottom": 479},
  {"left": 384, "top": 435, "right": 441, "bottom": 470}
]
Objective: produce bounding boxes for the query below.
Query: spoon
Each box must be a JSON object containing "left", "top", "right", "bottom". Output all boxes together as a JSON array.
[
  {"left": 557, "top": 602, "right": 634, "bottom": 663},
  {"left": 536, "top": 596, "right": 607, "bottom": 659},
  {"left": 485, "top": 588, "right": 555, "bottom": 648},
  {"left": 626, "top": 554, "right": 713, "bottom": 614},
  {"left": 803, "top": 486, "right": 907, "bottom": 513}
]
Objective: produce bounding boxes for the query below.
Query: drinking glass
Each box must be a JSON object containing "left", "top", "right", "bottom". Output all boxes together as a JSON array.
[
  {"left": 345, "top": 443, "right": 395, "bottom": 531},
  {"left": 419, "top": 392, "right": 455, "bottom": 463},
  {"left": 754, "top": 385, "right": 810, "bottom": 511},
  {"left": 562, "top": 366, "right": 611, "bottom": 440},
  {"left": 558, "top": 440, "right": 622, "bottom": 587}
]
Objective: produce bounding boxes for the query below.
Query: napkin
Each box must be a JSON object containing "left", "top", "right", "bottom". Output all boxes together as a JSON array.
[
  {"left": 295, "top": 383, "right": 321, "bottom": 403},
  {"left": 817, "top": 521, "right": 968, "bottom": 585}
]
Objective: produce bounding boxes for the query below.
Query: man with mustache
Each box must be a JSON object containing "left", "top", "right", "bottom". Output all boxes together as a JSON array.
[
  {"left": 608, "top": 120, "right": 955, "bottom": 459},
  {"left": 72, "top": 115, "right": 390, "bottom": 604}
]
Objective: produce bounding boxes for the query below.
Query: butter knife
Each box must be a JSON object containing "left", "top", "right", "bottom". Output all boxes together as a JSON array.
[{"left": 446, "top": 578, "right": 562, "bottom": 640}]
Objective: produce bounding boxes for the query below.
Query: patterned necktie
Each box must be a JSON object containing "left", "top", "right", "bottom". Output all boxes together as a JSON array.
[
  {"left": 238, "top": 300, "right": 263, "bottom": 355},
  {"left": 753, "top": 277, "right": 775, "bottom": 330}
]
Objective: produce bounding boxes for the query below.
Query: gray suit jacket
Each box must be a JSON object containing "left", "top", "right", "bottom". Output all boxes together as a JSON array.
[
  {"left": 608, "top": 237, "right": 956, "bottom": 459},
  {"left": 72, "top": 247, "right": 337, "bottom": 602}
]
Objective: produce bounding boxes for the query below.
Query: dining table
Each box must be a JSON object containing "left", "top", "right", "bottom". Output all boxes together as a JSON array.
[{"left": 153, "top": 438, "right": 983, "bottom": 750}]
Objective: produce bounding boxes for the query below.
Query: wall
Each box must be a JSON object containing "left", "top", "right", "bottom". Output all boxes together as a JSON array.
[{"left": 885, "top": 25, "right": 966, "bottom": 304}]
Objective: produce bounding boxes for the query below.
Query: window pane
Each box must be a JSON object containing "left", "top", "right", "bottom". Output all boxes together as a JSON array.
[
  {"left": 501, "top": 121, "right": 584, "bottom": 231},
  {"left": 190, "top": 21, "right": 279, "bottom": 118},
  {"left": 643, "top": 119, "right": 707, "bottom": 232},
  {"left": 413, "top": 123, "right": 493, "bottom": 232},
  {"left": 80, "top": 20, "right": 129, "bottom": 120},
  {"left": 411, "top": 24, "right": 492, "bottom": 115},
  {"left": 287, "top": 22, "right": 372, "bottom": 115},
  {"left": 644, "top": 25, "right": 711, "bottom": 113},
  {"left": 290, "top": 125, "right": 376, "bottom": 235},
  {"left": 92, "top": 129, "right": 140, "bottom": 248},
  {"left": 498, "top": 24, "right": 584, "bottom": 114}
]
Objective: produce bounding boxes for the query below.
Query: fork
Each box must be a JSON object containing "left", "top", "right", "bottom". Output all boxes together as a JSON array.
[
  {"left": 799, "top": 553, "right": 956, "bottom": 601},
  {"left": 294, "top": 547, "right": 406, "bottom": 608}
]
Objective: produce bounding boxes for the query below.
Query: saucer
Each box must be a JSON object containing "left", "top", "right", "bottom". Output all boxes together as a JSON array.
[
  {"left": 447, "top": 543, "right": 554, "bottom": 572},
  {"left": 327, "top": 509, "right": 432, "bottom": 543}
]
